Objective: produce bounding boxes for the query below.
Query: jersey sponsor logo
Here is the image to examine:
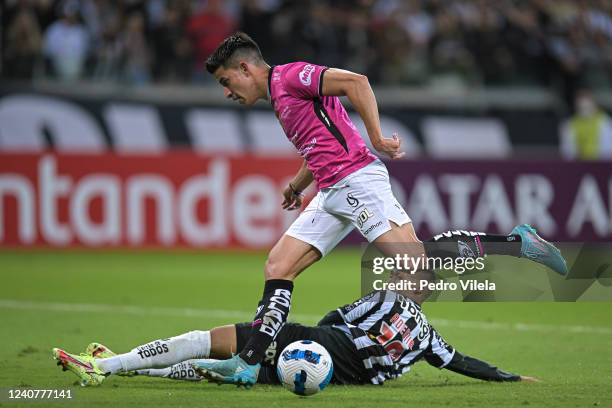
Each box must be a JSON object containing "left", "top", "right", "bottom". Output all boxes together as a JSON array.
[
  {"left": 357, "top": 208, "right": 374, "bottom": 229},
  {"left": 346, "top": 192, "right": 359, "bottom": 207},
  {"left": 375, "top": 320, "right": 405, "bottom": 362},
  {"left": 397, "top": 296, "right": 431, "bottom": 341},
  {"left": 297, "top": 137, "right": 317, "bottom": 157},
  {"left": 364, "top": 221, "right": 383, "bottom": 236},
  {"left": 391, "top": 313, "right": 414, "bottom": 348},
  {"left": 299, "top": 64, "right": 315, "bottom": 86},
  {"left": 416, "top": 322, "right": 431, "bottom": 341}
]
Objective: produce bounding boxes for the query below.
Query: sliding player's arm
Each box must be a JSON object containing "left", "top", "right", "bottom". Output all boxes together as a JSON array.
[
  {"left": 282, "top": 159, "right": 313, "bottom": 210},
  {"left": 424, "top": 328, "right": 538, "bottom": 383},
  {"left": 321, "top": 68, "right": 405, "bottom": 160},
  {"left": 442, "top": 351, "right": 538, "bottom": 382},
  {"left": 317, "top": 291, "right": 380, "bottom": 326}
]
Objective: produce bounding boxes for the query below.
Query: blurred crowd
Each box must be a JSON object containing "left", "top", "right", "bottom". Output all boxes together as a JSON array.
[{"left": 3, "top": 0, "right": 612, "bottom": 99}]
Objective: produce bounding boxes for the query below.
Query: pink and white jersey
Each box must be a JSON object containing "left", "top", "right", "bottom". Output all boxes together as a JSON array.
[{"left": 268, "top": 62, "right": 377, "bottom": 189}]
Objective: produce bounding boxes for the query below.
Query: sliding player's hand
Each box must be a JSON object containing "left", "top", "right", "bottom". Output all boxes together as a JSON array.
[
  {"left": 195, "top": 366, "right": 254, "bottom": 388},
  {"left": 282, "top": 185, "right": 303, "bottom": 210},
  {"left": 374, "top": 132, "right": 405, "bottom": 160},
  {"left": 520, "top": 375, "right": 541, "bottom": 383}
]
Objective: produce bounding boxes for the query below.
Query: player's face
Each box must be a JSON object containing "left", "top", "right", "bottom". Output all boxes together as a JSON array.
[{"left": 214, "top": 64, "right": 260, "bottom": 106}]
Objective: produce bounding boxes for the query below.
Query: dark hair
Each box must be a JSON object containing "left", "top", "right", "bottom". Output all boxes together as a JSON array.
[{"left": 205, "top": 32, "right": 264, "bottom": 74}]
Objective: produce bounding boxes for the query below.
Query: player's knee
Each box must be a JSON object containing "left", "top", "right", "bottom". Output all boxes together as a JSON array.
[{"left": 264, "top": 257, "right": 292, "bottom": 280}]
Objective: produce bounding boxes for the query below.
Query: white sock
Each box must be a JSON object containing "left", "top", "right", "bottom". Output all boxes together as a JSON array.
[
  {"left": 97, "top": 331, "right": 211, "bottom": 375},
  {"left": 137, "top": 360, "right": 204, "bottom": 381}
]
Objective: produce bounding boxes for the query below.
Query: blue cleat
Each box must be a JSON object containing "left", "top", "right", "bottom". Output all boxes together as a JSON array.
[
  {"left": 191, "top": 355, "right": 260, "bottom": 388},
  {"left": 511, "top": 224, "right": 568, "bottom": 276}
]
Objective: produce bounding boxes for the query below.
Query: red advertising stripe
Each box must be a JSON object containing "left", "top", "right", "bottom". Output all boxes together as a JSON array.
[
  {"left": 1, "top": 153, "right": 610, "bottom": 248},
  {"left": 0, "top": 153, "right": 301, "bottom": 248}
]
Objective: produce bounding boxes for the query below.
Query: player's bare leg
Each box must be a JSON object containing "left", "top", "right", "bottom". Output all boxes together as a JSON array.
[
  {"left": 370, "top": 222, "right": 435, "bottom": 301},
  {"left": 265, "top": 235, "right": 322, "bottom": 280},
  {"left": 374, "top": 222, "right": 422, "bottom": 249},
  {"left": 209, "top": 325, "right": 239, "bottom": 358},
  {"left": 373, "top": 222, "right": 427, "bottom": 274}
]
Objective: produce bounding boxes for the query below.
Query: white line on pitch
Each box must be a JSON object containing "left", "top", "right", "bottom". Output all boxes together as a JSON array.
[{"left": 0, "top": 299, "right": 611, "bottom": 335}]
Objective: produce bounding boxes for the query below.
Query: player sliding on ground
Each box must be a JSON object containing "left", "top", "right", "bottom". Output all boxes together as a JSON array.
[
  {"left": 187, "top": 32, "right": 567, "bottom": 387},
  {"left": 52, "top": 283, "right": 538, "bottom": 387}
]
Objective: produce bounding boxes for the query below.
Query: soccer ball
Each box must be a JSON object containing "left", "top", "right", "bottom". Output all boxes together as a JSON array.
[{"left": 276, "top": 340, "right": 333, "bottom": 396}]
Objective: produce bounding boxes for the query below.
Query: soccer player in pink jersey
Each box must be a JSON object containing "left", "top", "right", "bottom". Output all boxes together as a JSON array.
[{"left": 192, "top": 32, "right": 568, "bottom": 387}]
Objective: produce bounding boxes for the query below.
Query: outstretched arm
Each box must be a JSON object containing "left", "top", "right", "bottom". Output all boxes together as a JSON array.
[
  {"left": 424, "top": 327, "right": 539, "bottom": 383},
  {"left": 441, "top": 351, "right": 539, "bottom": 382},
  {"left": 321, "top": 68, "right": 404, "bottom": 160}
]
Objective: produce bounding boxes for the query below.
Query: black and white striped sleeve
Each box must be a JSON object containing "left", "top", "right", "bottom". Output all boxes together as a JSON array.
[
  {"left": 336, "top": 291, "right": 382, "bottom": 324},
  {"left": 423, "top": 327, "right": 456, "bottom": 368}
]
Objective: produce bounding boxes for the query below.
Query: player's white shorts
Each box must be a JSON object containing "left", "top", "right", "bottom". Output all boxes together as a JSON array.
[{"left": 286, "top": 159, "right": 411, "bottom": 256}]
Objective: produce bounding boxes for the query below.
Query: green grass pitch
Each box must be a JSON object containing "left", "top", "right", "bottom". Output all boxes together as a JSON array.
[{"left": 0, "top": 249, "right": 611, "bottom": 407}]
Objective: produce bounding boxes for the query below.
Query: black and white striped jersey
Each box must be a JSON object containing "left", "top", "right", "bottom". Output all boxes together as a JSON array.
[{"left": 330, "top": 290, "right": 455, "bottom": 385}]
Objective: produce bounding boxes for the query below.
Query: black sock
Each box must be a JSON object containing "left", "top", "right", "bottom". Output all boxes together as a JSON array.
[
  {"left": 239, "top": 279, "right": 293, "bottom": 365},
  {"left": 425, "top": 230, "right": 522, "bottom": 259}
]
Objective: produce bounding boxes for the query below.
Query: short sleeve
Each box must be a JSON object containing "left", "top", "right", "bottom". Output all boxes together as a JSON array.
[
  {"left": 424, "top": 327, "right": 456, "bottom": 368},
  {"left": 336, "top": 291, "right": 380, "bottom": 323},
  {"left": 283, "top": 62, "right": 328, "bottom": 99}
]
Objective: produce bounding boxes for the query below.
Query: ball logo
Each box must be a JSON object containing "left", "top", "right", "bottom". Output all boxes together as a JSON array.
[
  {"left": 299, "top": 65, "right": 315, "bottom": 86},
  {"left": 282, "top": 348, "right": 321, "bottom": 364}
]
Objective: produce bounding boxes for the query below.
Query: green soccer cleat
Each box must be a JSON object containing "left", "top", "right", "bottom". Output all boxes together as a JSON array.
[
  {"left": 52, "top": 348, "right": 107, "bottom": 387},
  {"left": 85, "top": 342, "right": 115, "bottom": 359},
  {"left": 85, "top": 342, "right": 136, "bottom": 377},
  {"left": 511, "top": 224, "right": 568, "bottom": 276},
  {"left": 191, "top": 355, "right": 260, "bottom": 388}
]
